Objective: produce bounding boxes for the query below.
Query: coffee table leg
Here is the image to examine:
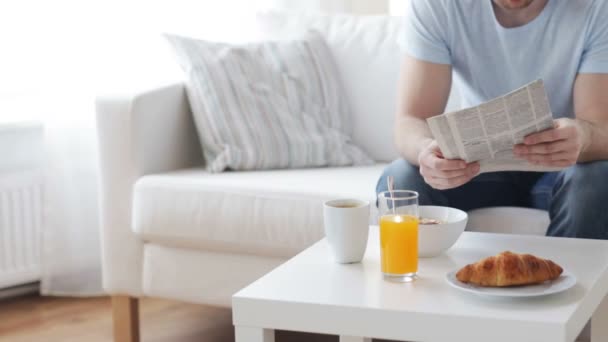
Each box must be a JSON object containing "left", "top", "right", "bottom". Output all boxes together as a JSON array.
[
  {"left": 235, "top": 326, "right": 274, "bottom": 342},
  {"left": 592, "top": 295, "right": 608, "bottom": 342},
  {"left": 339, "top": 336, "right": 372, "bottom": 342}
]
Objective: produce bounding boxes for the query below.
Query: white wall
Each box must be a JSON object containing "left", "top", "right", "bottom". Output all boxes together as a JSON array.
[
  {"left": 324, "top": 0, "right": 389, "bottom": 14},
  {"left": 389, "top": 0, "right": 408, "bottom": 15},
  {"left": 271, "top": 0, "right": 389, "bottom": 14}
]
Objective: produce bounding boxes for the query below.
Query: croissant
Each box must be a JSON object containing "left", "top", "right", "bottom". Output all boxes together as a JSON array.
[{"left": 456, "top": 251, "right": 563, "bottom": 287}]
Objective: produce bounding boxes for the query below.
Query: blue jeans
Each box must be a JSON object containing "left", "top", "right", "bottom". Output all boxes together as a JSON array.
[{"left": 376, "top": 159, "right": 608, "bottom": 240}]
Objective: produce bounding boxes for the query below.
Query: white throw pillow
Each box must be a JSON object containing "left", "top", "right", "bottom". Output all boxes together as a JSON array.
[
  {"left": 165, "top": 32, "right": 373, "bottom": 172},
  {"left": 257, "top": 11, "right": 461, "bottom": 162}
]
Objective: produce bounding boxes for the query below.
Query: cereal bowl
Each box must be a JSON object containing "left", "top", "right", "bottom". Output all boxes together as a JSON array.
[{"left": 418, "top": 206, "right": 468, "bottom": 258}]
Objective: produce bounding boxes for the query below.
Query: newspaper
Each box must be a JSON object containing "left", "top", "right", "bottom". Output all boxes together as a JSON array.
[{"left": 427, "top": 79, "right": 561, "bottom": 173}]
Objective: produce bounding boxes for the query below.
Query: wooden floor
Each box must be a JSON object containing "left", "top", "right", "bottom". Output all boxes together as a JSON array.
[{"left": 0, "top": 295, "right": 339, "bottom": 342}]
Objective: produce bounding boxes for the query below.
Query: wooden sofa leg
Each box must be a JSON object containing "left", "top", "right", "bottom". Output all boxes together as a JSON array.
[{"left": 112, "top": 296, "right": 140, "bottom": 342}]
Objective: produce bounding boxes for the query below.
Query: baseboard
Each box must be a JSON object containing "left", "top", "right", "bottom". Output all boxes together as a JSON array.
[{"left": 0, "top": 282, "right": 39, "bottom": 300}]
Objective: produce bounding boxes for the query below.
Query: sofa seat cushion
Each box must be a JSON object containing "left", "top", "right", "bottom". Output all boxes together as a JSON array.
[
  {"left": 467, "top": 207, "right": 550, "bottom": 236},
  {"left": 132, "top": 165, "right": 386, "bottom": 258}
]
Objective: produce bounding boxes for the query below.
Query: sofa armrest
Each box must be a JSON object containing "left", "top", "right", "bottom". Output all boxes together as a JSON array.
[{"left": 96, "top": 82, "right": 202, "bottom": 295}]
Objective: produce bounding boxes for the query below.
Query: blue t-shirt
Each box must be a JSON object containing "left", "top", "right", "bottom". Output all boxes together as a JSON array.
[{"left": 403, "top": 0, "right": 608, "bottom": 118}]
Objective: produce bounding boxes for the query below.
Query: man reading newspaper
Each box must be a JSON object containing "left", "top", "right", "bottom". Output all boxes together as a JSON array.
[{"left": 377, "top": 0, "right": 608, "bottom": 239}]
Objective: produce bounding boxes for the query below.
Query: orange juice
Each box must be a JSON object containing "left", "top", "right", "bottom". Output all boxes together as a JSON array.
[{"left": 380, "top": 214, "right": 418, "bottom": 274}]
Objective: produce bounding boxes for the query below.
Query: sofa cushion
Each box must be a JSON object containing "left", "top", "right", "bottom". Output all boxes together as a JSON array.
[
  {"left": 164, "top": 31, "right": 372, "bottom": 172},
  {"left": 132, "top": 165, "right": 386, "bottom": 258},
  {"left": 257, "top": 12, "right": 461, "bottom": 162},
  {"left": 467, "top": 207, "right": 549, "bottom": 236}
]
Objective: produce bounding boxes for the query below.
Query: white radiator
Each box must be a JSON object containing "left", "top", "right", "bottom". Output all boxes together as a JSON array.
[
  {"left": 0, "top": 121, "right": 45, "bottom": 289},
  {"left": 0, "top": 171, "right": 44, "bottom": 289}
]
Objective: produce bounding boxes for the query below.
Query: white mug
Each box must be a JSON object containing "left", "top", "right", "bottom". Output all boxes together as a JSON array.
[{"left": 323, "top": 199, "right": 370, "bottom": 264}]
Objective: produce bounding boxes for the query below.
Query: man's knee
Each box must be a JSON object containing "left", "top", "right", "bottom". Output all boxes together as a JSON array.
[
  {"left": 550, "top": 161, "right": 608, "bottom": 239},
  {"left": 377, "top": 159, "right": 424, "bottom": 192},
  {"left": 376, "top": 159, "right": 442, "bottom": 206},
  {"left": 561, "top": 161, "right": 608, "bottom": 195}
]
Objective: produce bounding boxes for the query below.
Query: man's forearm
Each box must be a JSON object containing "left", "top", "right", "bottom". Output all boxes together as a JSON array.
[
  {"left": 393, "top": 56, "right": 452, "bottom": 165},
  {"left": 394, "top": 116, "right": 434, "bottom": 166},
  {"left": 578, "top": 119, "right": 608, "bottom": 162}
]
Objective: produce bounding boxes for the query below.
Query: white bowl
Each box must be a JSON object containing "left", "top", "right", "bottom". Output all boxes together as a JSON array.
[{"left": 418, "top": 206, "right": 468, "bottom": 258}]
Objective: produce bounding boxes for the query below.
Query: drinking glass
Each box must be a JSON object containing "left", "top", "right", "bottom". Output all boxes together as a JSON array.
[{"left": 377, "top": 190, "right": 419, "bottom": 282}]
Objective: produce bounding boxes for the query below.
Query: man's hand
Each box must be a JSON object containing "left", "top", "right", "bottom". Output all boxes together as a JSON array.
[
  {"left": 418, "top": 140, "right": 481, "bottom": 190},
  {"left": 514, "top": 118, "right": 590, "bottom": 167}
]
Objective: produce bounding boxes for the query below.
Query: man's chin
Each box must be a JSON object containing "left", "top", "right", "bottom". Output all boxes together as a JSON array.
[{"left": 495, "top": 0, "right": 535, "bottom": 10}]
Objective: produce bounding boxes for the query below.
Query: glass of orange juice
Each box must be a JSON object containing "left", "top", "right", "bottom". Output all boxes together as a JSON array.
[{"left": 377, "top": 190, "right": 419, "bottom": 282}]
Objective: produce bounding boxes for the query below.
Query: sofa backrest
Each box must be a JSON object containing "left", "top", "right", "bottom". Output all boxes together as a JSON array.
[{"left": 258, "top": 11, "right": 460, "bottom": 162}]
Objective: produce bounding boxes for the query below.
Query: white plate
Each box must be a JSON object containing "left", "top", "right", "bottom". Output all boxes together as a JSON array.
[{"left": 446, "top": 270, "right": 577, "bottom": 298}]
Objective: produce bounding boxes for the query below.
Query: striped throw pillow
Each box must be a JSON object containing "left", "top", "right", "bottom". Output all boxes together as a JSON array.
[{"left": 165, "top": 31, "right": 373, "bottom": 172}]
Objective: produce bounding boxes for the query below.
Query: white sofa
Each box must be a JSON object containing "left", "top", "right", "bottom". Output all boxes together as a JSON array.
[{"left": 96, "top": 13, "right": 550, "bottom": 341}]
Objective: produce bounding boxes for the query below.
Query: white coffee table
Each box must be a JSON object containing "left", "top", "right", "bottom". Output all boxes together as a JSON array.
[{"left": 233, "top": 227, "right": 608, "bottom": 342}]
